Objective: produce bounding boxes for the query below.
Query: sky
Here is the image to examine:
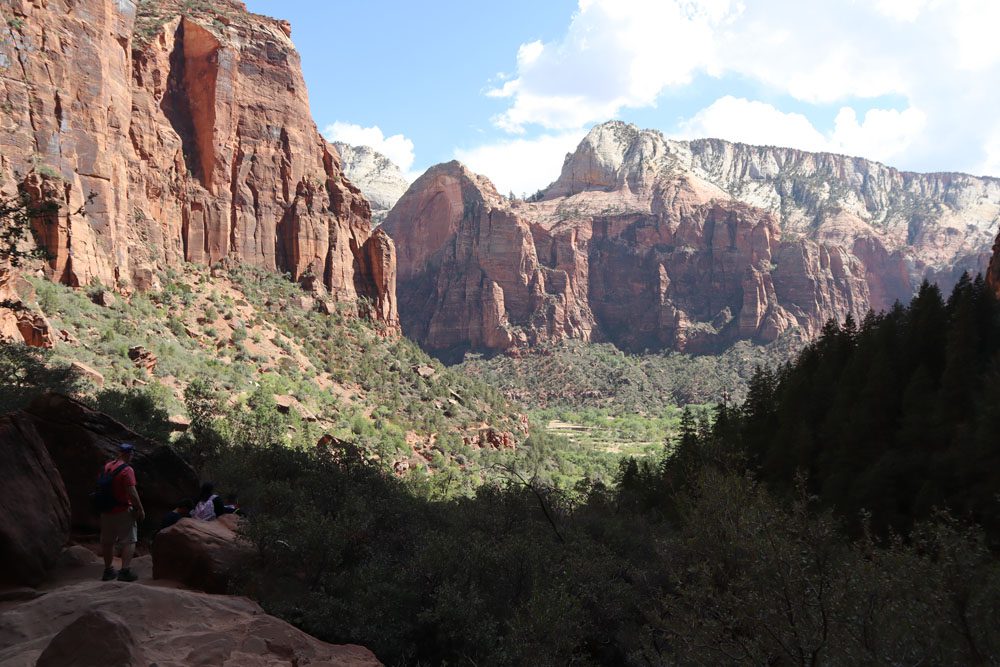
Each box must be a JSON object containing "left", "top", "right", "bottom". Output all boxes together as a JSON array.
[{"left": 246, "top": 0, "right": 1000, "bottom": 197}]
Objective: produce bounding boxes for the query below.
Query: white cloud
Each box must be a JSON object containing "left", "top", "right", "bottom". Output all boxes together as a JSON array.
[
  {"left": 454, "top": 131, "right": 586, "bottom": 197},
  {"left": 830, "top": 106, "right": 927, "bottom": 161},
  {"left": 678, "top": 97, "right": 827, "bottom": 152},
  {"left": 872, "top": 0, "right": 935, "bottom": 22},
  {"left": 323, "top": 122, "right": 416, "bottom": 174},
  {"left": 486, "top": 0, "right": 1000, "bottom": 176},
  {"left": 677, "top": 97, "right": 926, "bottom": 164},
  {"left": 488, "top": 0, "right": 742, "bottom": 133}
]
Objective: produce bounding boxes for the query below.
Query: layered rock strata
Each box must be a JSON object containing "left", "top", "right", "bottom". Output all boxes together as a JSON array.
[
  {"left": 0, "top": 0, "right": 396, "bottom": 329},
  {"left": 383, "top": 123, "right": 1000, "bottom": 355}
]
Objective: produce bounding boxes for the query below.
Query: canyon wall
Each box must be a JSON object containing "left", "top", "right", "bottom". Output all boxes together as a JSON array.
[
  {"left": 383, "top": 122, "right": 1000, "bottom": 356},
  {"left": 0, "top": 0, "right": 396, "bottom": 332}
]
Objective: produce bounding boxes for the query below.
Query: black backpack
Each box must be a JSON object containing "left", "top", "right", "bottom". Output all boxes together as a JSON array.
[{"left": 91, "top": 463, "right": 130, "bottom": 514}]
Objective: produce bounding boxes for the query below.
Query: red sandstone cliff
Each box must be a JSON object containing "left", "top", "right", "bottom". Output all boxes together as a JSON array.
[
  {"left": 0, "top": 0, "right": 396, "bottom": 334},
  {"left": 383, "top": 123, "right": 1000, "bottom": 355}
]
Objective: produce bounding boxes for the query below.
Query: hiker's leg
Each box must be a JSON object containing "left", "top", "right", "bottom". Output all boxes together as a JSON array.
[
  {"left": 120, "top": 515, "right": 138, "bottom": 569},
  {"left": 120, "top": 541, "right": 135, "bottom": 569},
  {"left": 100, "top": 514, "right": 114, "bottom": 568}
]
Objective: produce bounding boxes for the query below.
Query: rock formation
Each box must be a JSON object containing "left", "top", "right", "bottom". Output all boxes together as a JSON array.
[
  {"left": 333, "top": 142, "right": 410, "bottom": 226},
  {"left": 24, "top": 393, "right": 198, "bottom": 532},
  {"left": 0, "top": 578, "right": 380, "bottom": 666},
  {"left": 152, "top": 513, "right": 251, "bottom": 594},
  {"left": 0, "top": 0, "right": 396, "bottom": 329},
  {"left": 383, "top": 122, "right": 1000, "bottom": 355},
  {"left": 0, "top": 411, "right": 71, "bottom": 587}
]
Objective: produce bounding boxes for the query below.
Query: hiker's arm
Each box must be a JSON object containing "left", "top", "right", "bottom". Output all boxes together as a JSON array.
[{"left": 129, "top": 486, "right": 145, "bottom": 521}]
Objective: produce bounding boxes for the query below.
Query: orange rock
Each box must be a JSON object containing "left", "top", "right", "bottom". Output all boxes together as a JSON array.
[
  {"left": 16, "top": 309, "right": 55, "bottom": 349},
  {"left": 384, "top": 122, "right": 1000, "bottom": 355},
  {"left": 0, "top": 0, "right": 396, "bottom": 328}
]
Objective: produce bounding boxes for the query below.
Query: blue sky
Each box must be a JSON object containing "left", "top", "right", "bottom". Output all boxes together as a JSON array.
[{"left": 246, "top": 0, "right": 1000, "bottom": 196}]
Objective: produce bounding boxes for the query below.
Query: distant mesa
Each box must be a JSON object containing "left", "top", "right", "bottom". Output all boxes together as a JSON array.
[
  {"left": 333, "top": 142, "right": 410, "bottom": 227},
  {"left": 382, "top": 121, "right": 1000, "bottom": 358}
]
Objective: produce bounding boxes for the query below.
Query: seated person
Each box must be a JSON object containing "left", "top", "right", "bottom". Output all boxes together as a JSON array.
[
  {"left": 159, "top": 499, "right": 193, "bottom": 531},
  {"left": 191, "top": 482, "right": 225, "bottom": 521}
]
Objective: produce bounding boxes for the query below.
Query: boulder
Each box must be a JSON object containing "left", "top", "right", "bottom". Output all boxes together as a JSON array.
[
  {"left": 15, "top": 309, "right": 54, "bottom": 349},
  {"left": 127, "top": 345, "right": 157, "bottom": 374},
  {"left": 291, "top": 295, "right": 316, "bottom": 311},
  {"left": 167, "top": 414, "right": 192, "bottom": 431},
  {"left": 152, "top": 514, "right": 252, "bottom": 594},
  {"left": 90, "top": 290, "right": 116, "bottom": 308},
  {"left": 0, "top": 412, "right": 71, "bottom": 588},
  {"left": 0, "top": 580, "right": 380, "bottom": 666},
  {"left": 24, "top": 393, "right": 199, "bottom": 532},
  {"left": 69, "top": 361, "right": 105, "bottom": 388},
  {"left": 58, "top": 329, "right": 79, "bottom": 345},
  {"left": 36, "top": 610, "right": 144, "bottom": 667}
]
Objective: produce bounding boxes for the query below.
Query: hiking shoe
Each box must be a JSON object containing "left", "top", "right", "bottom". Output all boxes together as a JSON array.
[
  {"left": 116, "top": 568, "right": 138, "bottom": 582},
  {"left": 101, "top": 567, "right": 117, "bottom": 581}
]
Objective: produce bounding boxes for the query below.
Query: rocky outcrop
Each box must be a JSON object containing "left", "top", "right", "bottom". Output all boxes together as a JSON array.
[
  {"left": 0, "top": 0, "right": 396, "bottom": 328},
  {"left": 0, "top": 579, "right": 381, "bottom": 666},
  {"left": 152, "top": 514, "right": 252, "bottom": 594},
  {"left": 384, "top": 123, "right": 1000, "bottom": 355},
  {"left": 333, "top": 142, "right": 410, "bottom": 225},
  {"left": 35, "top": 610, "right": 144, "bottom": 667},
  {"left": 383, "top": 162, "right": 596, "bottom": 357},
  {"left": 23, "top": 393, "right": 198, "bottom": 532},
  {"left": 127, "top": 345, "right": 157, "bottom": 374},
  {"left": 356, "top": 228, "right": 398, "bottom": 328},
  {"left": 0, "top": 412, "right": 71, "bottom": 588}
]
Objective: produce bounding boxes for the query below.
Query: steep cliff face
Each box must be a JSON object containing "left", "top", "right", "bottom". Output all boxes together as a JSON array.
[
  {"left": 385, "top": 122, "right": 1000, "bottom": 355},
  {"left": 0, "top": 0, "right": 396, "bottom": 330},
  {"left": 382, "top": 162, "right": 593, "bottom": 357},
  {"left": 332, "top": 142, "right": 409, "bottom": 226}
]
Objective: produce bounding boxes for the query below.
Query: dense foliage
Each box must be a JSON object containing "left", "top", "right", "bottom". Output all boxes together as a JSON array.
[
  {"left": 197, "top": 401, "right": 999, "bottom": 665},
  {"left": 696, "top": 275, "right": 1000, "bottom": 540},
  {"left": 460, "top": 334, "right": 803, "bottom": 411}
]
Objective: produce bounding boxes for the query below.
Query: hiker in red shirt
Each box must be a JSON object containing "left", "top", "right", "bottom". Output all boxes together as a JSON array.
[{"left": 100, "top": 443, "right": 145, "bottom": 582}]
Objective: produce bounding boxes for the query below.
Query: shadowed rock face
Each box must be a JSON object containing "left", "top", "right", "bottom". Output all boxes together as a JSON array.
[
  {"left": 384, "top": 123, "right": 1000, "bottom": 356},
  {"left": 0, "top": 0, "right": 395, "bottom": 328},
  {"left": 0, "top": 411, "right": 71, "bottom": 588},
  {"left": 988, "top": 230, "right": 1000, "bottom": 298},
  {"left": 24, "top": 393, "right": 199, "bottom": 533}
]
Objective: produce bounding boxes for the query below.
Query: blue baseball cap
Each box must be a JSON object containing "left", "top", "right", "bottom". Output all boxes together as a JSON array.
[{"left": 119, "top": 443, "right": 135, "bottom": 453}]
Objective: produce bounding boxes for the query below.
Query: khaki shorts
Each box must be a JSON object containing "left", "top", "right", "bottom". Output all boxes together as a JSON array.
[{"left": 100, "top": 511, "right": 137, "bottom": 546}]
